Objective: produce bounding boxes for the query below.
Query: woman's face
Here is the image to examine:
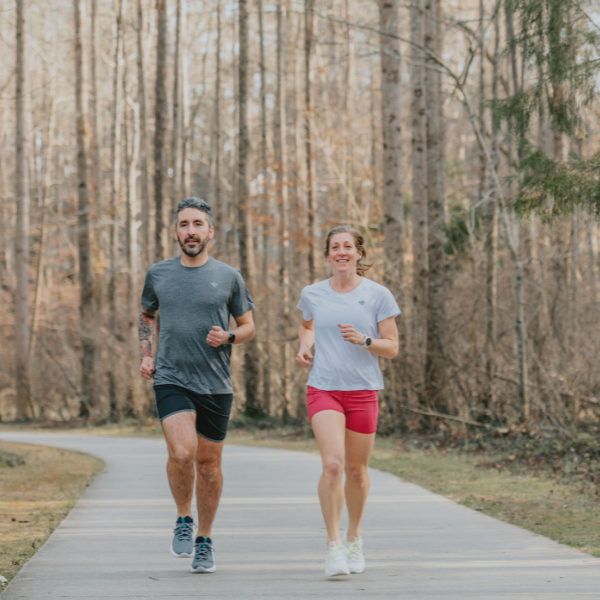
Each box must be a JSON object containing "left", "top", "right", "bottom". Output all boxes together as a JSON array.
[{"left": 327, "top": 233, "right": 362, "bottom": 275}]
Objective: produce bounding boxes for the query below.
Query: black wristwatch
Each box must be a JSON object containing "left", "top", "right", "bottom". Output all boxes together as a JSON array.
[
  {"left": 227, "top": 331, "right": 236, "bottom": 345},
  {"left": 361, "top": 336, "right": 372, "bottom": 349}
]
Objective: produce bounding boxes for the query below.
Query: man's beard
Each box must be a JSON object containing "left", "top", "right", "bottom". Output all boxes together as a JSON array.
[{"left": 177, "top": 234, "right": 209, "bottom": 257}]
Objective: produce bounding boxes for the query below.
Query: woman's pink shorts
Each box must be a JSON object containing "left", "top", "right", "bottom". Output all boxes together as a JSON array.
[{"left": 306, "top": 386, "right": 379, "bottom": 434}]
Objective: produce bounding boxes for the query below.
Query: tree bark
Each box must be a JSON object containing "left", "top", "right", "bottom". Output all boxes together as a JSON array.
[
  {"left": 484, "top": 5, "right": 499, "bottom": 411},
  {"left": 108, "top": 0, "right": 124, "bottom": 335},
  {"left": 213, "top": 0, "right": 225, "bottom": 258},
  {"left": 74, "top": 0, "right": 96, "bottom": 419},
  {"left": 424, "top": 0, "right": 447, "bottom": 412},
  {"left": 238, "top": 0, "right": 261, "bottom": 417},
  {"left": 14, "top": 0, "right": 32, "bottom": 419},
  {"left": 30, "top": 96, "right": 56, "bottom": 360},
  {"left": 257, "top": 0, "right": 271, "bottom": 413},
  {"left": 304, "top": 0, "right": 316, "bottom": 283},
  {"left": 89, "top": 0, "right": 103, "bottom": 266},
  {"left": 275, "top": 0, "right": 291, "bottom": 418},
  {"left": 379, "top": 0, "right": 403, "bottom": 296},
  {"left": 171, "top": 0, "right": 182, "bottom": 211},
  {"left": 136, "top": 0, "right": 151, "bottom": 270},
  {"left": 410, "top": 0, "right": 428, "bottom": 398},
  {"left": 154, "top": 0, "right": 168, "bottom": 261}
]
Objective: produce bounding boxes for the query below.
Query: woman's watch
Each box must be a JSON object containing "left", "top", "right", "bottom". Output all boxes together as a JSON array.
[{"left": 361, "top": 336, "right": 372, "bottom": 349}]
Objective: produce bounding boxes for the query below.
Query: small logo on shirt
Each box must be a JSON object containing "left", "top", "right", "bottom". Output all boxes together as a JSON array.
[
  {"left": 211, "top": 282, "right": 218, "bottom": 287},
  {"left": 359, "top": 300, "right": 366, "bottom": 305}
]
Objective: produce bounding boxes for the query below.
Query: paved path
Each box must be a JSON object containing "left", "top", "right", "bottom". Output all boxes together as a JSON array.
[{"left": 0, "top": 433, "right": 598, "bottom": 599}]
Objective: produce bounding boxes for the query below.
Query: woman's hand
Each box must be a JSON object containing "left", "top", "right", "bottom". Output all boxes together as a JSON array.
[
  {"left": 338, "top": 323, "right": 366, "bottom": 346},
  {"left": 296, "top": 346, "right": 314, "bottom": 367},
  {"left": 206, "top": 325, "right": 229, "bottom": 347}
]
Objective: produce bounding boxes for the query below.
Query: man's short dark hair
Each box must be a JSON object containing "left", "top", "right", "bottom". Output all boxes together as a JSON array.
[{"left": 174, "top": 197, "right": 213, "bottom": 227}]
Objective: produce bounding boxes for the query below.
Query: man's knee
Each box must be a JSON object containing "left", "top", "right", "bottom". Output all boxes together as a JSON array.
[
  {"left": 196, "top": 458, "right": 221, "bottom": 482},
  {"left": 169, "top": 444, "right": 195, "bottom": 470}
]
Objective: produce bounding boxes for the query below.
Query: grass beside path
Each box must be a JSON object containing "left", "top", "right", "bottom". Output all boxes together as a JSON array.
[
  {"left": 2, "top": 421, "right": 599, "bottom": 559},
  {"left": 0, "top": 441, "right": 104, "bottom": 585}
]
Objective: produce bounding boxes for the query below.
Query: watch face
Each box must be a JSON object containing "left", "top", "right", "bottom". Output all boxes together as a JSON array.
[{"left": 366, "top": 337, "right": 372, "bottom": 347}]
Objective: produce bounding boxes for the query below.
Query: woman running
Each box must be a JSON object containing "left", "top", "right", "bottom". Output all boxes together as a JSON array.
[{"left": 296, "top": 226, "right": 400, "bottom": 577}]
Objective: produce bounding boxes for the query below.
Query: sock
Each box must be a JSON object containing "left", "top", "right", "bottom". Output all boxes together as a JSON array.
[
  {"left": 195, "top": 536, "right": 212, "bottom": 545},
  {"left": 176, "top": 516, "right": 194, "bottom": 525}
]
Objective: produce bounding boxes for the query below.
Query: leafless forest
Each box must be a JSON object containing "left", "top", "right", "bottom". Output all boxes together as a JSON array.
[{"left": 1, "top": 0, "right": 600, "bottom": 433}]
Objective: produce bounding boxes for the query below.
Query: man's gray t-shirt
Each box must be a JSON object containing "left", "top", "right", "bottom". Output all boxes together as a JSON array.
[{"left": 141, "top": 256, "right": 254, "bottom": 395}]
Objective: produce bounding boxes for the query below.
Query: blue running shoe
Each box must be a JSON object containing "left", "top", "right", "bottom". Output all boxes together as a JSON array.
[
  {"left": 171, "top": 516, "right": 195, "bottom": 558},
  {"left": 190, "top": 536, "right": 216, "bottom": 573}
]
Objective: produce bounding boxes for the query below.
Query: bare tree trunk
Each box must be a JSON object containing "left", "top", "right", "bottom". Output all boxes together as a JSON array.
[
  {"left": 171, "top": 0, "right": 182, "bottom": 213},
  {"left": 424, "top": 0, "right": 447, "bottom": 413},
  {"left": 125, "top": 80, "right": 141, "bottom": 417},
  {"left": 74, "top": 0, "right": 96, "bottom": 419},
  {"left": 89, "top": 0, "right": 103, "bottom": 260},
  {"left": 505, "top": 0, "right": 529, "bottom": 422},
  {"left": 344, "top": 0, "right": 355, "bottom": 216},
  {"left": 257, "top": 0, "right": 271, "bottom": 413},
  {"left": 136, "top": 0, "right": 151, "bottom": 270},
  {"left": 588, "top": 219, "right": 599, "bottom": 304},
  {"left": 238, "top": 0, "right": 261, "bottom": 416},
  {"left": 180, "top": 1, "right": 190, "bottom": 198},
  {"left": 410, "top": 0, "right": 428, "bottom": 399},
  {"left": 154, "top": 0, "right": 168, "bottom": 262},
  {"left": 30, "top": 96, "right": 56, "bottom": 360},
  {"left": 477, "top": 0, "right": 486, "bottom": 205},
  {"left": 379, "top": 0, "right": 403, "bottom": 296},
  {"left": 213, "top": 0, "right": 224, "bottom": 258},
  {"left": 275, "top": 0, "right": 291, "bottom": 418},
  {"left": 484, "top": 5, "right": 499, "bottom": 412},
  {"left": 304, "top": 0, "right": 316, "bottom": 283},
  {"left": 14, "top": 0, "right": 32, "bottom": 419}
]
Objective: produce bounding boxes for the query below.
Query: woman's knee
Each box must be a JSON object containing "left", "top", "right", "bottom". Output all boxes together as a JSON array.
[
  {"left": 346, "top": 464, "right": 369, "bottom": 487},
  {"left": 322, "top": 456, "right": 345, "bottom": 481}
]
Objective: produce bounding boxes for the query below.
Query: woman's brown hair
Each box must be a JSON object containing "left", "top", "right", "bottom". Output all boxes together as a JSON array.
[{"left": 324, "top": 226, "right": 373, "bottom": 276}]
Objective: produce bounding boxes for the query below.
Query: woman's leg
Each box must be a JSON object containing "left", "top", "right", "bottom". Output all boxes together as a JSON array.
[
  {"left": 344, "top": 428, "right": 375, "bottom": 540},
  {"left": 311, "top": 409, "right": 347, "bottom": 544}
]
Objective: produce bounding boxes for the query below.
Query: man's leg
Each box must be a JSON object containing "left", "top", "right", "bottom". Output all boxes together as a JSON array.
[
  {"left": 162, "top": 411, "right": 198, "bottom": 517},
  {"left": 194, "top": 435, "right": 224, "bottom": 538}
]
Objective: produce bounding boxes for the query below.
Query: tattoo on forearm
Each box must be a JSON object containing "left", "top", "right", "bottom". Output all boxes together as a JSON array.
[{"left": 139, "top": 312, "right": 156, "bottom": 360}]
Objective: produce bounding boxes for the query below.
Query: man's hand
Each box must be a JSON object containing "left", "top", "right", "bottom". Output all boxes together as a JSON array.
[
  {"left": 207, "top": 326, "right": 230, "bottom": 347},
  {"left": 338, "top": 323, "right": 366, "bottom": 346},
  {"left": 140, "top": 355, "right": 155, "bottom": 380},
  {"left": 296, "top": 346, "right": 314, "bottom": 367}
]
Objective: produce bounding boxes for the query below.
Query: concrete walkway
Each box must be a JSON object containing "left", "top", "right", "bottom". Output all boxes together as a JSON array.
[{"left": 0, "top": 433, "right": 598, "bottom": 599}]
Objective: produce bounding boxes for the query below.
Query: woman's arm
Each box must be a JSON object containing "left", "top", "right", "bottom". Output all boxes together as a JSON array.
[
  {"left": 296, "top": 318, "right": 315, "bottom": 367},
  {"left": 338, "top": 315, "right": 399, "bottom": 359}
]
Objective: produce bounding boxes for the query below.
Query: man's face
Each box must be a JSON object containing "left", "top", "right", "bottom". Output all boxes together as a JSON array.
[{"left": 175, "top": 208, "right": 214, "bottom": 257}]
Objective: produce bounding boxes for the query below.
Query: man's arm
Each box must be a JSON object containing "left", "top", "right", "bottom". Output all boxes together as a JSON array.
[
  {"left": 139, "top": 307, "right": 157, "bottom": 380},
  {"left": 206, "top": 310, "right": 255, "bottom": 347}
]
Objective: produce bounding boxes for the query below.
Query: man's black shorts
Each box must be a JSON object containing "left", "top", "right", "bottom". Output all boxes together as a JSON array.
[{"left": 154, "top": 385, "right": 234, "bottom": 443}]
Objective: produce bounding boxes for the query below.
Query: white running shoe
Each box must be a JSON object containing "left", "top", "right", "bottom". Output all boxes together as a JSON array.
[
  {"left": 346, "top": 537, "right": 365, "bottom": 574},
  {"left": 325, "top": 543, "right": 350, "bottom": 577}
]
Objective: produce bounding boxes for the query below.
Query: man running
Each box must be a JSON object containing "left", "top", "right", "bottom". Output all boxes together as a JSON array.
[{"left": 139, "top": 196, "right": 255, "bottom": 573}]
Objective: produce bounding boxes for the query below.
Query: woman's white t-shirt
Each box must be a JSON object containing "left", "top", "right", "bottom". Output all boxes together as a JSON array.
[{"left": 296, "top": 277, "right": 401, "bottom": 391}]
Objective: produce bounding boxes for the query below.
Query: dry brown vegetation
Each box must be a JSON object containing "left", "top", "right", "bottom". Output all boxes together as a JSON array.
[{"left": 0, "top": 441, "right": 104, "bottom": 583}]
